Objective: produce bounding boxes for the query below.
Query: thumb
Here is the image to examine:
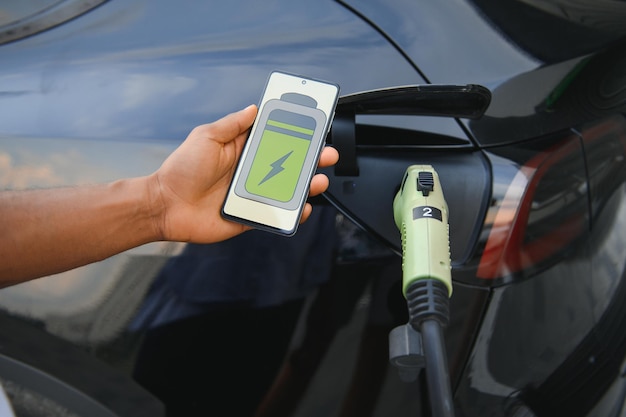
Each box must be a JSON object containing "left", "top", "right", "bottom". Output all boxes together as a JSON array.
[{"left": 208, "top": 104, "right": 257, "bottom": 144}]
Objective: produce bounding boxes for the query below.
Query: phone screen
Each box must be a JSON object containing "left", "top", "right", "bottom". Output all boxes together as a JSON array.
[{"left": 222, "top": 71, "right": 339, "bottom": 235}]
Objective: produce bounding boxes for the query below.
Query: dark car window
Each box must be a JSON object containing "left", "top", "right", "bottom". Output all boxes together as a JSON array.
[
  {"left": 0, "top": 0, "right": 107, "bottom": 45},
  {"left": 470, "top": 0, "right": 626, "bottom": 63}
]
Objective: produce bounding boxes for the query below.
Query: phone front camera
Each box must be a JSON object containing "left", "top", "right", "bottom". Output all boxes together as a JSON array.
[{"left": 302, "top": 80, "right": 307, "bottom": 85}]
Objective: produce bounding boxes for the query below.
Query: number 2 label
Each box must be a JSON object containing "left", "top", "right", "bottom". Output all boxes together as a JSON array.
[{"left": 412, "top": 206, "right": 443, "bottom": 221}]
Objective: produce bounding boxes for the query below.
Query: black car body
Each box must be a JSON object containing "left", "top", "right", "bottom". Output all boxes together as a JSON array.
[{"left": 1, "top": 1, "right": 626, "bottom": 416}]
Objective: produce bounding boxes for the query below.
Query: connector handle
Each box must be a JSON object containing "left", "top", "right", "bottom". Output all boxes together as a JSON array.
[{"left": 393, "top": 165, "right": 452, "bottom": 296}]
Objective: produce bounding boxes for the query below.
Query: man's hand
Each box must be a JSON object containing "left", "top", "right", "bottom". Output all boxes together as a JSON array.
[{"left": 152, "top": 105, "right": 339, "bottom": 244}]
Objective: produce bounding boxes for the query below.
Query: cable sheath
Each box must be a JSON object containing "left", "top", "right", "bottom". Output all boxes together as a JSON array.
[{"left": 420, "top": 319, "right": 455, "bottom": 417}]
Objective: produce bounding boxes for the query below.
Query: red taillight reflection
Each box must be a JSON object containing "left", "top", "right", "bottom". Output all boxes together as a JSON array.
[{"left": 478, "top": 136, "right": 588, "bottom": 279}]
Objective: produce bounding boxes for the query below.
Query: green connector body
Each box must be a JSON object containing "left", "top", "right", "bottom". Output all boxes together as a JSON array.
[{"left": 393, "top": 165, "right": 452, "bottom": 297}]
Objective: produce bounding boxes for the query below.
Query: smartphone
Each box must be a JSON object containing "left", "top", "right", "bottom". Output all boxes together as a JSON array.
[{"left": 221, "top": 71, "right": 340, "bottom": 236}]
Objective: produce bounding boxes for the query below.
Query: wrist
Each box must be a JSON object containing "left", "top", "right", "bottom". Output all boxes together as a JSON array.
[{"left": 144, "top": 173, "right": 168, "bottom": 242}]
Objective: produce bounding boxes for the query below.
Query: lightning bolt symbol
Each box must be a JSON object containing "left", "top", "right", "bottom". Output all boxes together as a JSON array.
[{"left": 259, "top": 150, "right": 293, "bottom": 185}]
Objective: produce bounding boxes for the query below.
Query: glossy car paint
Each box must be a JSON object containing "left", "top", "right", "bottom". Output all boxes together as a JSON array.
[{"left": 0, "top": 0, "right": 625, "bottom": 416}]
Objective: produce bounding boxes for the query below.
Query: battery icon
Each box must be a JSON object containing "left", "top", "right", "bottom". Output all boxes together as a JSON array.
[{"left": 245, "top": 108, "right": 316, "bottom": 203}]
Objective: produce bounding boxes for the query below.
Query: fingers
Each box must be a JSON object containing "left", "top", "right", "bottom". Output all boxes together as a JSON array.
[
  {"left": 301, "top": 147, "right": 336, "bottom": 224},
  {"left": 309, "top": 173, "right": 329, "bottom": 198},
  {"left": 318, "top": 146, "right": 339, "bottom": 168},
  {"left": 300, "top": 203, "right": 313, "bottom": 224},
  {"left": 310, "top": 146, "right": 337, "bottom": 195}
]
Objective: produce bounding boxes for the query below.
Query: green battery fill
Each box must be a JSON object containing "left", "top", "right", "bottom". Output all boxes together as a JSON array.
[{"left": 245, "top": 110, "right": 316, "bottom": 203}]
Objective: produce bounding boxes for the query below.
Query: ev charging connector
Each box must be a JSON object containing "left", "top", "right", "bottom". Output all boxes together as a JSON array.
[
  {"left": 389, "top": 165, "right": 455, "bottom": 417},
  {"left": 393, "top": 165, "right": 452, "bottom": 298}
]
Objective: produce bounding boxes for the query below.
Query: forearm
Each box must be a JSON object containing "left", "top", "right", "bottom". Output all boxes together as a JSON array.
[{"left": 0, "top": 177, "right": 163, "bottom": 287}]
